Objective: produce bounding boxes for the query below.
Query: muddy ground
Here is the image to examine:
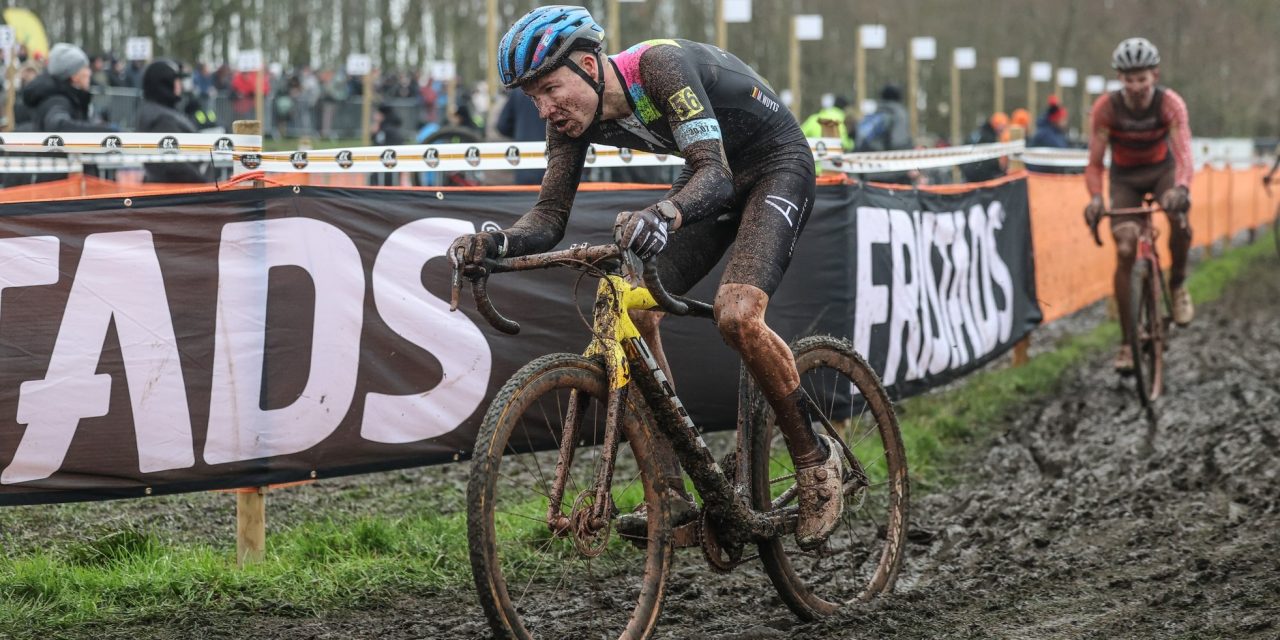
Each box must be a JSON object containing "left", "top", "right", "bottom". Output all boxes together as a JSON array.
[{"left": 29, "top": 251, "right": 1280, "bottom": 640}]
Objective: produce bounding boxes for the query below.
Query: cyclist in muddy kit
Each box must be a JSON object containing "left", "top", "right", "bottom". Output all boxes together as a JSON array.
[
  {"left": 1083, "top": 37, "right": 1195, "bottom": 372},
  {"left": 449, "top": 6, "right": 843, "bottom": 549}
]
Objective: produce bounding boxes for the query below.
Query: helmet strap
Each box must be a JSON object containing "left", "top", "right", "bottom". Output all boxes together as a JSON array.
[{"left": 562, "top": 51, "right": 607, "bottom": 129}]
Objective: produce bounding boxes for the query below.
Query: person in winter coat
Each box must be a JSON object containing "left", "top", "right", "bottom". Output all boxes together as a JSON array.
[
  {"left": 20, "top": 43, "right": 112, "bottom": 134},
  {"left": 137, "top": 59, "right": 210, "bottom": 183},
  {"left": 1029, "top": 96, "right": 1070, "bottom": 149},
  {"left": 5, "top": 43, "right": 116, "bottom": 187}
]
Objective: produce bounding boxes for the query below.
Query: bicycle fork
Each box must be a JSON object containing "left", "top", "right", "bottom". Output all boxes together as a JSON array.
[{"left": 545, "top": 371, "right": 631, "bottom": 538}]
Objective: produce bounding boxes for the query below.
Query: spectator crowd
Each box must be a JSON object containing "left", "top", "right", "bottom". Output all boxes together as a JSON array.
[{"left": 2, "top": 42, "right": 1083, "bottom": 189}]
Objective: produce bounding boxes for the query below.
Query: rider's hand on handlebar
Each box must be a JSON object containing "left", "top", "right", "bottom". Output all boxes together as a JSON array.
[
  {"left": 448, "top": 232, "right": 505, "bottom": 277},
  {"left": 1158, "top": 185, "right": 1191, "bottom": 217},
  {"left": 614, "top": 208, "right": 670, "bottom": 261},
  {"left": 1084, "top": 195, "right": 1105, "bottom": 228}
]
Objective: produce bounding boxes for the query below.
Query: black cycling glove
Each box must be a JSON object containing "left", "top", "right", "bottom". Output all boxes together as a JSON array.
[{"left": 614, "top": 209, "right": 670, "bottom": 261}]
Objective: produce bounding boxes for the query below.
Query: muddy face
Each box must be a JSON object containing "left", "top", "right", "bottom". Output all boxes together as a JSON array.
[
  {"left": 522, "top": 62, "right": 599, "bottom": 138},
  {"left": 1120, "top": 68, "right": 1158, "bottom": 110}
]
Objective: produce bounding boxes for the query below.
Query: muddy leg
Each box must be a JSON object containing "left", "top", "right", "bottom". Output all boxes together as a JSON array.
[{"left": 715, "top": 283, "right": 824, "bottom": 467}]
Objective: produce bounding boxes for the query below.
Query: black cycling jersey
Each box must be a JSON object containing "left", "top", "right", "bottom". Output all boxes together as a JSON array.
[{"left": 502, "top": 39, "right": 814, "bottom": 295}]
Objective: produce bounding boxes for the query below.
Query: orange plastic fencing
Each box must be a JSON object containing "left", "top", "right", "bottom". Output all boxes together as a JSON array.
[
  {"left": 1028, "top": 166, "right": 1276, "bottom": 324},
  {"left": 3, "top": 167, "right": 1274, "bottom": 328}
]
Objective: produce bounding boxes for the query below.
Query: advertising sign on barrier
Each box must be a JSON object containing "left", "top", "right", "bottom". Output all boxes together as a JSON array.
[{"left": 0, "top": 180, "right": 1040, "bottom": 505}]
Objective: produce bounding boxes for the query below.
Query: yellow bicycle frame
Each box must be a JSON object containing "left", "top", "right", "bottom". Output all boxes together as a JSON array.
[{"left": 583, "top": 274, "right": 660, "bottom": 389}]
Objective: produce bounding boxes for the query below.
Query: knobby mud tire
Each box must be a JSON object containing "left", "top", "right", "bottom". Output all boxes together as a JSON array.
[
  {"left": 747, "top": 335, "right": 910, "bottom": 620},
  {"left": 1128, "top": 259, "right": 1164, "bottom": 406}
]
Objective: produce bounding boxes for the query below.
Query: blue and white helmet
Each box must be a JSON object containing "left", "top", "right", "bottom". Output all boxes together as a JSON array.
[
  {"left": 497, "top": 5, "right": 605, "bottom": 89},
  {"left": 1112, "top": 37, "right": 1160, "bottom": 71}
]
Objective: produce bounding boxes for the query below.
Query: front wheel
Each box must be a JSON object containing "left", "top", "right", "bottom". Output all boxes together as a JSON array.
[
  {"left": 1128, "top": 259, "right": 1164, "bottom": 406},
  {"left": 468, "top": 353, "right": 673, "bottom": 639},
  {"left": 749, "top": 336, "right": 910, "bottom": 619}
]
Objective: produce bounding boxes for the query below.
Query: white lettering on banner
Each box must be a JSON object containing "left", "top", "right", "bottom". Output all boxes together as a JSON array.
[
  {"left": 6, "top": 232, "right": 195, "bottom": 485},
  {"left": 204, "top": 218, "right": 365, "bottom": 465},
  {"left": 853, "top": 209, "right": 889, "bottom": 364},
  {"left": 362, "top": 218, "right": 491, "bottom": 443},
  {"left": 852, "top": 202, "right": 1015, "bottom": 387},
  {"left": 882, "top": 210, "right": 921, "bottom": 386}
]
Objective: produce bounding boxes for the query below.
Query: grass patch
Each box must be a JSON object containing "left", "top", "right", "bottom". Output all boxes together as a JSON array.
[
  {"left": 0, "top": 231, "right": 1272, "bottom": 638},
  {"left": 0, "top": 513, "right": 472, "bottom": 638}
]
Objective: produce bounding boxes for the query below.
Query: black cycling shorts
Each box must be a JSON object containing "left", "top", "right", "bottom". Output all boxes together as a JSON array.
[
  {"left": 652, "top": 143, "right": 816, "bottom": 297},
  {"left": 1109, "top": 155, "right": 1180, "bottom": 230}
]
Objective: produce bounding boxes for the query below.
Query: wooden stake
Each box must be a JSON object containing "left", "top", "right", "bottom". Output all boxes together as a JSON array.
[
  {"left": 855, "top": 35, "right": 866, "bottom": 123},
  {"left": 1012, "top": 337, "right": 1031, "bottom": 367},
  {"left": 907, "top": 53, "right": 919, "bottom": 141},
  {"left": 232, "top": 120, "right": 264, "bottom": 187},
  {"left": 993, "top": 59, "right": 1003, "bottom": 115},
  {"left": 716, "top": 0, "right": 727, "bottom": 50},
  {"left": 950, "top": 58, "right": 961, "bottom": 145},
  {"left": 3, "top": 58, "right": 16, "bottom": 133},
  {"left": 237, "top": 488, "right": 266, "bottom": 567},
  {"left": 788, "top": 19, "right": 800, "bottom": 118},
  {"left": 230, "top": 118, "right": 266, "bottom": 567}
]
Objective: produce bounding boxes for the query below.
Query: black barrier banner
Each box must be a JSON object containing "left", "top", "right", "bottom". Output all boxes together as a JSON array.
[{"left": 0, "top": 180, "right": 1038, "bottom": 504}]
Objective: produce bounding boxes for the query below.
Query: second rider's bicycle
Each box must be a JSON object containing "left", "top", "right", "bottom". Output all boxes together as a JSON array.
[
  {"left": 452, "top": 243, "right": 909, "bottom": 640},
  {"left": 1092, "top": 197, "right": 1179, "bottom": 407}
]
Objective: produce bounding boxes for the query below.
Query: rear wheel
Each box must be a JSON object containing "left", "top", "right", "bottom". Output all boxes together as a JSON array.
[
  {"left": 1128, "top": 259, "right": 1164, "bottom": 406},
  {"left": 468, "top": 353, "right": 672, "bottom": 639},
  {"left": 749, "top": 336, "right": 909, "bottom": 619}
]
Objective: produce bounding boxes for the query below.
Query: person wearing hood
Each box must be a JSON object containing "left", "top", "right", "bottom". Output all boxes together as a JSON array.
[
  {"left": 5, "top": 43, "right": 116, "bottom": 187},
  {"left": 1030, "top": 96, "right": 1070, "bottom": 149},
  {"left": 137, "top": 59, "right": 210, "bottom": 183},
  {"left": 369, "top": 104, "right": 406, "bottom": 186},
  {"left": 1025, "top": 97, "right": 1072, "bottom": 174}
]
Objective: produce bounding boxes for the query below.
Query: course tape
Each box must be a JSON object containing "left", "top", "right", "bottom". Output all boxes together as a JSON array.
[
  {"left": 1, "top": 134, "right": 846, "bottom": 175},
  {"left": 230, "top": 138, "right": 847, "bottom": 174},
  {"left": 1021, "top": 147, "right": 1089, "bottom": 168},
  {"left": 829, "top": 141, "right": 1027, "bottom": 173}
]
